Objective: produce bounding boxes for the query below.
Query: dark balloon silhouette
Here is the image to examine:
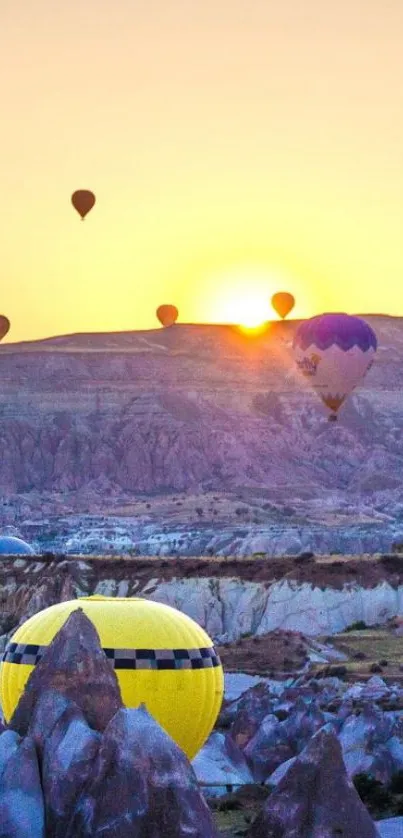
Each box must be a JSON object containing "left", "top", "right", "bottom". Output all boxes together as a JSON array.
[
  {"left": 156, "top": 305, "right": 179, "bottom": 327},
  {"left": 271, "top": 292, "right": 295, "bottom": 320},
  {"left": 71, "top": 190, "right": 96, "bottom": 219},
  {"left": 0, "top": 315, "right": 10, "bottom": 341}
]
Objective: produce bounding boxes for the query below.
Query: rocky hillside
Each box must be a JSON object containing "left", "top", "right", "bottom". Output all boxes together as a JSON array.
[
  {"left": 2, "top": 554, "right": 403, "bottom": 654},
  {"left": 1, "top": 317, "right": 403, "bottom": 554}
]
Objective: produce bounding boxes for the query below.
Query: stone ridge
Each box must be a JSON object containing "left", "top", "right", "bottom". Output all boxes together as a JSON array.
[{"left": 1, "top": 555, "right": 403, "bottom": 650}]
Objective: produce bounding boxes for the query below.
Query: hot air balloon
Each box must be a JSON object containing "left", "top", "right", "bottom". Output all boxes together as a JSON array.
[
  {"left": 292, "top": 313, "right": 377, "bottom": 421},
  {"left": 271, "top": 292, "right": 295, "bottom": 320},
  {"left": 0, "top": 536, "right": 34, "bottom": 556},
  {"left": 71, "top": 190, "right": 96, "bottom": 219},
  {"left": 156, "top": 304, "right": 178, "bottom": 327},
  {"left": 0, "top": 595, "right": 224, "bottom": 759},
  {"left": 0, "top": 315, "right": 10, "bottom": 341}
]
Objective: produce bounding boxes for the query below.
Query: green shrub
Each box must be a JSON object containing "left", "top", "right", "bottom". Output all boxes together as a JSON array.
[
  {"left": 344, "top": 620, "right": 369, "bottom": 632},
  {"left": 389, "top": 771, "right": 403, "bottom": 794},
  {"left": 353, "top": 774, "right": 392, "bottom": 817}
]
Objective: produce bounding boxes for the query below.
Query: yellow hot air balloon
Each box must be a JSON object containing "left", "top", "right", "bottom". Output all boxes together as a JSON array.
[
  {"left": 71, "top": 190, "right": 96, "bottom": 219},
  {"left": 0, "top": 315, "right": 10, "bottom": 341},
  {"left": 271, "top": 292, "right": 295, "bottom": 320},
  {"left": 156, "top": 305, "right": 178, "bottom": 327},
  {"left": 0, "top": 596, "right": 223, "bottom": 759}
]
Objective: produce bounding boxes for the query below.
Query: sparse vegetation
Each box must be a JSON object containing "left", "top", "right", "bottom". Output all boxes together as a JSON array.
[
  {"left": 311, "top": 626, "right": 403, "bottom": 684},
  {"left": 354, "top": 774, "right": 392, "bottom": 817},
  {"left": 353, "top": 772, "right": 403, "bottom": 820},
  {"left": 216, "top": 629, "right": 309, "bottom": 675},
  {"left": 345, "top": 620, "right": 369, "bottom": 632},
  {"left": 211, "top": 785, "right": 271, "bottom": 836},
  {"left": 282, "top": 506, "right": 295, "bottom": 516}
]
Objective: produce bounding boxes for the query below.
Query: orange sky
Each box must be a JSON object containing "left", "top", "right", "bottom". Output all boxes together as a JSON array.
[{"left": 1, "top": 1, "right": 403, "bottom": 342}]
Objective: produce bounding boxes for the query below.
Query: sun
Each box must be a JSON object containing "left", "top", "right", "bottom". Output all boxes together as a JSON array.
[
  {"left": 207, "top": 268, "right": 274, "bottom": 328},
  {"left": 221, "top": 296, "right": 266, "bottom": 328},
  {"left": 231, "top": 297, "right": 267, "bottom": 328}
]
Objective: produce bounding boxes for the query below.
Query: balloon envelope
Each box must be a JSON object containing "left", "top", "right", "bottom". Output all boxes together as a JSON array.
[
  {"left": 271, "top": 292, "right": 295, "bottom": 319},
  {"left": 0, "top": 596, "right": 223, "bottom": 759},
  {"left": 0, "top": 315, "right": 10, "bottom": 341},
  {"left": 0, "top": 536, "right": 34, "bottom": 555},
  {"left": 156, "top": 304, "right": 178, "bottom": 327},
  {"left": 292, "top": 313, "right": 377, "bottom": 420},
  {"left": 71, "top": 190, "right": 96, "bottom": 219}
]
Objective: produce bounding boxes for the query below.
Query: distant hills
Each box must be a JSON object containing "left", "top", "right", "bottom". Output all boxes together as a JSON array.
[{"left": 0, "top": 316, "right": 402, "bottom": 556}]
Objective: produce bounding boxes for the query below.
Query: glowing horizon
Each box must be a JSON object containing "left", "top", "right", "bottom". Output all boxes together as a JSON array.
[{"left": 2, "top": 2, "right": 403, "bottom": 343}]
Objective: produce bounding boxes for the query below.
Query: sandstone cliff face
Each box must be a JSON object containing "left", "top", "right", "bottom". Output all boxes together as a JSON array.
[
  {"left": 0, "top": 317, "right": 401, "bottom": 496},
  {"left": 1, "top": 556, "right": 403, "bottom": 651},
  {"left": 1, "top": 317, "right": 403, "bottom": 554}
]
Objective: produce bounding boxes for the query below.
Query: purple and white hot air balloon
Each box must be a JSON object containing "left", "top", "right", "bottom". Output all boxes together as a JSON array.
[{"left": 292, "top": 313, "right": 377, "bottom": 421}]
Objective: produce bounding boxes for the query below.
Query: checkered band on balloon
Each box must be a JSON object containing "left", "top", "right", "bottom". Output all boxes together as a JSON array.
[{"left": 2, "top": 642, "right": 221, "bottom": 670}]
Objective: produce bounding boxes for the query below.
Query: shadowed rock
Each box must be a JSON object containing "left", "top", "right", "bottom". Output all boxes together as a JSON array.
[
  {"left": 241, "top": 697, "right": 328, "bottom": 784},
  {"left": 248, "top": 727, "right": 380, "bottom": 838},
  {"left": 68, "top": 705, "right": 219, "bottom": 838},
  {"left": 9, "top": 609, "right": 123, "bottom": 737},
  {"left": 228, "top": 683, "right": 275, "bottom": 750},
  {"left": 195, "top": 675, "right": 403, "bottom": 796},
  {"left": 0, "top": 733, "right": 45, "bottom": 837},
  {"left": 192, "top": 732, "right": 254, "bottom": 797},
  {"left": 27, "top": 690, "right": 101, "bottom": 838},
  {"left": 280, "top": 700, "right": 327, "bottom": 751},
  {"left": 0, "top": 729, "right": 22, "bottom": 776},
  {"left": 243, "top": 714, "right": 294, "bottom": 782},
  {"left": 339, "top": 704, "right": 401, "bottom": 784}
]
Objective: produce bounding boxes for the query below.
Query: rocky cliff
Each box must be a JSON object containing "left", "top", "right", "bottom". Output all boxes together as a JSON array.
[
  {"left": 1, "top": 554, "right": 403, "bottom": 652},
  {"left": 1, "top": 317, "right": 403, "bottom": 555}
]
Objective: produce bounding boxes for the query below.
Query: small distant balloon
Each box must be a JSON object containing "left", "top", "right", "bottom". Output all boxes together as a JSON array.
[
  {"left": 156, "top": 305, "right": 179, "bottom": 327},
  {"left": 0, "top": 316, "right": 10, "bottom": 341},
  {"left": 71, "top": 190, "right": 96, "bottom": 220},
  {"left": 271, "top": 292, "right": 295, "bottom": 320},
  {"left": 293, "top": 313, "right": 377, "bottom": 421}
]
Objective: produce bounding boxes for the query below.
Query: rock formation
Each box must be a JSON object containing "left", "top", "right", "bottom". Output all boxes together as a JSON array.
[
  {"left": 0, "top": 731, "right": 45, "bottom": 837},
  {"left": 65, "top": 705, "right": 218, "bottom": 838},
  {"left": 0, "top": 609, "right": 219, "bottom": 837},
  {"left": 248, "top": 727, "right": 380, "bottom": 837},
  {"left": 9, "top": 609, "right": 123, "bottom": 736},
  {"left": 200, "top": 674, "right": 403, "bottom": 793},
  {"left": 0, "top": 317, "right": 403, "bottom": 556},
  {"left": 29, "top": 690, "right": 102, "bottom": 837},
  {"left": 2, "top": 556, "right": 403, "bottom": 653}
]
